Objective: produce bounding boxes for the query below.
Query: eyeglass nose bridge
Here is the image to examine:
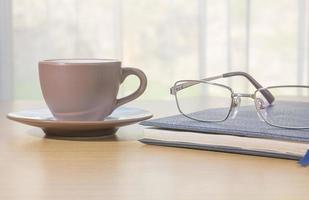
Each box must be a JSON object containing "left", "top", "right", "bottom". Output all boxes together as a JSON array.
[
  {"left": 229, "top": 93, "right": 255, "bottom": 119},
  {"left": 232, "top": 93, "right": 255, "bottom": 99}
]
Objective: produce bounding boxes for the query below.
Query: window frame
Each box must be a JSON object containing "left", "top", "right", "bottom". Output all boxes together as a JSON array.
[{"left": 0, "top": 0, "right": 13, "bottom": 100}]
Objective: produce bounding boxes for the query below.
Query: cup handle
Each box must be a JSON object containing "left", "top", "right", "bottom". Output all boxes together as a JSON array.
[{"left": 115, "top": 67, "right": 147, "bottom": 108}]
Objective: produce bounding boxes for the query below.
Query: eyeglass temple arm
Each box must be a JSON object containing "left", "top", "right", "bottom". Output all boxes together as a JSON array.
[
  {"left": 223, "top": 72, "right": 275, "bottom": 104},
  {"left": 170, "top": 71, "right": 275, "bottom": 104}
]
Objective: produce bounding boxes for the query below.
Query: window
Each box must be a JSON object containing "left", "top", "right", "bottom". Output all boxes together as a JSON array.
[{"left": 0, "top": 0, "right": 307, "bottom": 100}]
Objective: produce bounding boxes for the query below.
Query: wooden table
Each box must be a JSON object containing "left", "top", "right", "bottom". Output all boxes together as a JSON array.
[{"left": 1, "top": 100, "right": 308, "bottom": 200}]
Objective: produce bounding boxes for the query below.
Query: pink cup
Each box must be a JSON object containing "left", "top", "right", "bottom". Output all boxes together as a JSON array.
[{"left": 39, "top": 59, "right": 147, "bottom": 121}]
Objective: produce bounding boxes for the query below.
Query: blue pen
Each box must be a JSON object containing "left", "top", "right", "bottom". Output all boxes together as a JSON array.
[{"left": 299, "top": 149, "right": 309, "bottom": 167}]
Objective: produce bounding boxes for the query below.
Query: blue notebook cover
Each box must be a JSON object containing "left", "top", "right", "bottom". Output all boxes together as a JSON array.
[{"left": 140, "top": 104, "right": 309, "bottom": 160}]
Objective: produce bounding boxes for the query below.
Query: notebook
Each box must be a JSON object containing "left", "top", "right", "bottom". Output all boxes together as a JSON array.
[{"left": 140, "top": 104, "right": 309, "bottom": 160}]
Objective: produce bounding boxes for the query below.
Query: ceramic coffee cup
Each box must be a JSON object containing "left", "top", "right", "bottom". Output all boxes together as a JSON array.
[{"left": 39, "top": 59, "right": 147, "bottom": 121}]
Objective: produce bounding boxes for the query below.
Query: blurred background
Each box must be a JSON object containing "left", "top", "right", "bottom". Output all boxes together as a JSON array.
[{"left": 0, "top": 0, "right": 308, "bottom": 101}]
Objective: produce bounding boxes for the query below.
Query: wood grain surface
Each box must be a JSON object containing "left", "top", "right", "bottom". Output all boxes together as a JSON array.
[{"left": 0, "top": 100, "right": 308, "bottom": 200}]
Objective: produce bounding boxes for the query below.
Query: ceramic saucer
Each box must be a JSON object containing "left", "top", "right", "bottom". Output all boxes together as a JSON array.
[{"left": 7, "top": 107, "right": 153, "bottom": 137}]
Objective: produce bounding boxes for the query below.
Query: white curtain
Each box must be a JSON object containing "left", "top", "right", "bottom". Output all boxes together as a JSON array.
[{"left": 0, "top": 0, "right": 307, "bottom": 100}]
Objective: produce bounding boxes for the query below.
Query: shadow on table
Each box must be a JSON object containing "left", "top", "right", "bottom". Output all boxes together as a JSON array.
[{"left": 26, "top": 128, "right": 121, "bottom": 142}]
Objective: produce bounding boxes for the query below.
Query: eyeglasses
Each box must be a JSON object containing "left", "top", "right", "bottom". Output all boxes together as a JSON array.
[{"left": 170, "top": 71, "right": 309, "bottom": 129}]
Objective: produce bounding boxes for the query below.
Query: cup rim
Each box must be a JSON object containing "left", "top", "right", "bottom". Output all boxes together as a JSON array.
[{"left": 39, "top": 58, "right": 121, "bottom": 65}]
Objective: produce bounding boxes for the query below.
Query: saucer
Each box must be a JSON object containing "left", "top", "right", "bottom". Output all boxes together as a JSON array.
[{"left": 7, "top": 107, "right": 153, "bottom": 137}]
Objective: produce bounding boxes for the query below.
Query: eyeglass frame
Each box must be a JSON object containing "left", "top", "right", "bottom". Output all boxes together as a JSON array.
[{"left": 170, "top": 71, "right": 309, "bottom": 129}]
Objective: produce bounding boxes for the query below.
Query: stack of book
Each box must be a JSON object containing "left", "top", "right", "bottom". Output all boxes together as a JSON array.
[{"left": 140, "top": 105, "right": 309, "bottom": 160}]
